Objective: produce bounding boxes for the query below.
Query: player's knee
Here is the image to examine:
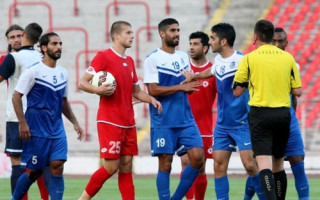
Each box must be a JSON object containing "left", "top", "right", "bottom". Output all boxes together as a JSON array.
[{"left": 28, "top": 170, "right": 43, "bottom": 182}]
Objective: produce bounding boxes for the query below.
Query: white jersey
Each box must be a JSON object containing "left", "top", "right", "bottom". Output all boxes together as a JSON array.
[{"left": 0, "top": 47, "right": 42, "bottom": 122}]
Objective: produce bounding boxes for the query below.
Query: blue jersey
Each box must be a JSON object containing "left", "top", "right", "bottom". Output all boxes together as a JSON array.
[
  {"left": 15, "top": 61, "right": 68, "bottom": 139},
  {"left": 143, "top": 48, "right": 195, "bottom": 128},
  {"left": 211, "top": 51, "right": 249, "bottom": 128}
]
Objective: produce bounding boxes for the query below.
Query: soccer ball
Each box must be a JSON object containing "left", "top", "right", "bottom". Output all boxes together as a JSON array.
[{"left": 91, "top": 71, "right": 116, "bottom": 87}]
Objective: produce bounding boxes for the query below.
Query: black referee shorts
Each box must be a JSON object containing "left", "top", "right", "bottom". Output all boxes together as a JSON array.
[{"left": 248, "top": 106, "right": 290, "bottom": 159}]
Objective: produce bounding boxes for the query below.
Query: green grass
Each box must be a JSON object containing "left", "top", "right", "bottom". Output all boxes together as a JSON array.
[{"left": 0, "top": 176, "right": 319, "bottom": 199}]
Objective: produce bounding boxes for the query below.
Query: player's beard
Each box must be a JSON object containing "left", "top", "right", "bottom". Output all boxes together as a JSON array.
[
  {"left": 165, "top": 37, "right": 179, "bottom": 47},
  {"left": 47, "top": 49, "right": 61, "bottom": 60}
]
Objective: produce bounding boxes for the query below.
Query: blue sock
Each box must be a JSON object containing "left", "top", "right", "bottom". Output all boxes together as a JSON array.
[
  {"left": 214, "top": 175, "right": 229, "bottom": 200},
  {"left": 252, "top": 173, "right": 266, "bottom": 200},
  {"left": 49, "top": 175, "right": 64, "bottom": 200},
  {"left": 12, "top": 173, "right": 33, "bottom": 200},
  {"left": 10, "top": 165, "right": 24, "bottom": 195},
  {"left": 171, "top": 165, "right": 199, "bottom": 200},
  {"left": 291, "top": 162, "right": 309, "bottom": 199},
  {"left": 156, "top": 170, "right": 170, "bottom": 200},
  {"left": 42, "top": 166, "right": 51, "bottom": 189},
  {"left": 244, "top": 176, "right": 255, "bottom": 200}
]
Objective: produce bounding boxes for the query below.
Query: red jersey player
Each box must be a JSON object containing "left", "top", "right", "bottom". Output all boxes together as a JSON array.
[
  {"left": 78, "top": 21, "right": 162, "bottom": 200},
  {"left": 180, "top": 31, "right": 217, "bottom": 200}
]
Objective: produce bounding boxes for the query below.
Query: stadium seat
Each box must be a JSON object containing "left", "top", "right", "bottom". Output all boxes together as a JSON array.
[
  {"left": 297, "top": 57, "right": 307, "bottom": 66},
  {"left": 309, "top": 40, "right": 319, "bottom": 50},
  {"left": 286, "top": 32, "right": 295, "bottom": 42},
  {"left": 306, "top": 88, "right": 317, "bottom": 99},
  {"left": 301, "top": 49, "right": 312, "bottom": 59},
  {"left": 299, "top": 5, "right": 310, "bottom": 15},
  {"left": 314, "top": 33, "right": 320, "bottom": 40},
  {"left": 293, "top": 14, "right": 305, "bottom": 22},
  {"left": 289, "top": 23, "right": 300, "bottom": 31},
  {"left": 314, "top": 4, "right": 320, "bottom": 13},
  {"left": 295, "top": 41, "right": 304, "bottom": 50},
  {"left": 275, "top": 0, "right": 286, "bottom": 4},
  {"left": 298, "top": 32, "right": 310, "bottom": 41},
  {"left": 304, "top": 23, "right": 315, "bottom": 30},
  {"left": 269, "top": 6, "right": 280, "bottom": 15},
  {"left": 308, "top": 12, "right": 319, "bottom": 22},
  {"left": 284, "top": 5, "right": 295, "bottom": 14},
  {"left": 279, "top": 14, "right": 290, "bottom": 22},
  {"left": 305, "top": 0, "right": 315, "bottom": 3},
  {"left": 290, "top": 0, "right": 301, "bottom": 4},
  {"left": 305, "top": 63, "right": 318, "bottom": 74},
  {"left": 265, "top": 14, "right": 275, "bottom": 22}
]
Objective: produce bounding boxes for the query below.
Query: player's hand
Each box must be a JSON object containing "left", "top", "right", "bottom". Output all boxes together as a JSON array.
[
  {"left": 74, "top": 124, "right": 84, "bottom": 141},
  {"left": 181, "top": 80, "right": 202, "bottom": 93},
  {"left": 150, "top": 97, "right": 162, "bottom": 114},
  {"left": 94, "top": 83, "right": 116, "bottom": 96},
  {"left": 19, "top": 121, "right": 31, "bottom": 141},
  {"left": 180, "top": 69, "right": 195, "bottom": 84}
]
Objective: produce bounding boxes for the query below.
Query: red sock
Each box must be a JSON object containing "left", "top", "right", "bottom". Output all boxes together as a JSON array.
[
  {"left": 85, "top": 167, "right": 112, "bottom": 197},
  {"left": 118, "top": 172, "right": 135, "bottom": 200},
  {"left": 194, "top": 174, "right": 208, "bottom": 200},
  {"left": 22, "top": 193, "right": 28, "bottom": 200},
  {"left": 37, "top": 176, "right": 49, "bottom": 200}
]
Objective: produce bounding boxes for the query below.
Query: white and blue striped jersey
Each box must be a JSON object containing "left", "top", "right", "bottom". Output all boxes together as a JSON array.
[
  {"left": 144, "top": 48, "right": 195, "bottom": 128},
  {"left": 15, "top": 62, "right": 68, "bottom": 138},
  {"left": 211, "top": 51, "right": 250, "bottom": 128},
  {"left": 0, "top": 47, "right": 42, "bottom": 122}
]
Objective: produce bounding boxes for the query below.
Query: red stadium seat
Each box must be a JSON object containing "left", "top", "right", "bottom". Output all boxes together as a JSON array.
[
  {"left": 269, "top": 6, "right": 280, "bottom": 15},
  {"left": 309, "top": 40, "right": 319, "bottom": 50},
  {"left": 286, "top": 32, "right": 295, "bottom": 42},
  {"left": 305, "top": 0, "right": 315, "bottom": 3},
  {"left": 314, "top": 4, "right": 320, "bottom": 13},
  {"left": 299, "top": 5, "right": 310, "bottom": 15},
  {"left": 298, "top": 32, "right": 310, "bottom": 41},
  {"left": 275, "top": 0, "right": 286, "bottom": 4},
  {"left": 289, "top": 23, "right": 300, "bottom": 31},
  {"left": 304, "top": 23, "right": 315, "bottom": 30},
  {"left": 306, "top": 88, "right": 318, "bottom": 99},
  {"left": 279, "top": 14, "right": 290, "bottom": 22},
  {"left": 314, "top": 33, "right": 320, "bottom": 40},
  {"left": 284, "top": 5, "right": 295, "bottom": 14},
  {"left": 265, "top": 14, "right": 275, "bottom": 22},
  {"left": 293, "top": 14, "right": 305, "bottom": 22},
  {"left": 290, "top": 0, "right": 300, "bottom": 4},
  {"left": 301, "top": 49, "right": 312, "bottom": 58},
  {"left": 308, "top": 12, "right": 319, "bottom": 22},
  {"left": 295, "top": 41, "right": 304, "bottom": 50}
]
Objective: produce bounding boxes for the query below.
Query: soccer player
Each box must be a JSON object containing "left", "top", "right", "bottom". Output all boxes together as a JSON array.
[
  {"left": 244, "top": 27, "right": 310, "bottom": 200},
  {"left": 77, "top": 21, "right": 162, "bottom": 200},
  {"left": 11, "top": 32, "right": 84, "bottom": 200},
  {"left": 144, "top": 18, "right": 204, "bottom": 200},
  {"left": 179, "top": 31, "right": 217, "bottom": 200},
  {"left": 182, "top": 23, "right": 265, "bottom": 200},
  {"left": 0, "top": 23, "right": 49, "bottom": 200},
  {"left": 233, "top": 19, "right": 302, "bottom": 200}
]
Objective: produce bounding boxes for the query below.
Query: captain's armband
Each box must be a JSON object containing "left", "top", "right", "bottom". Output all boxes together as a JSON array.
[{"left": 232, "top": 81, "right": 248, "bottom": 89}]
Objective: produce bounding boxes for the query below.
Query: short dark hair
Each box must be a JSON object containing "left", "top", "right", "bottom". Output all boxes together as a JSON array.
[
  {"left": 274, "top": 27, "right": 287, "bottom": 37},
  {"left": 39, "top": 32, "right": 59, "bottom": 55},
  {"left": 189, "top": 31, "right": 209, "bottom": 53},
  {"left": 24, "top": 22, "right": 43, "bottom": 44},
  {"left": 110, "top": 21, "right": 131, "bottom": 41},
  {"left": 5, "top": 24, "right": 24, "bottom": 52},
  {"left": 158, "top": 18, "right": 179, "bottom": 32},
  {"left": 254, "top": 19, "right": 274, "bottom": 43},
  {"left": 211, "top": 23, "right": 236, "bottom": 47}
]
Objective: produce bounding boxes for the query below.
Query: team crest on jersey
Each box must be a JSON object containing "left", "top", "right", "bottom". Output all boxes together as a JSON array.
[
  {"left": 230, "top": 61, "right": 236, "bottom": 68},
  {"left": 202, "top": 80, "right": 209, "bottom": 87},
  {"left": 123, "top": 62, "right": 128, "bottom": 67},
  {"left": 220, "top": 66, "right": 225, "bottom": 75},
  {"left": 180, "top": 58, "right": 185, "bottom": 66},
  {"left": 60, "top": 73, "right": 64, "bottom": 80}
]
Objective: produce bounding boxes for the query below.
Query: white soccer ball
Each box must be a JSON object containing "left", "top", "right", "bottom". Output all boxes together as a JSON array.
[{"left": 91, "top": 71, "right": 116, "bottom": 87}]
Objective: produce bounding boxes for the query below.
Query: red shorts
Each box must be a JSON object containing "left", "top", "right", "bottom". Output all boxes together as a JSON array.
[
  {"left": 202, "top": 136, "right": 213, "bottom": 159},
  {"left": 97, "top": 123, "right": 138, "bottom": 159}
]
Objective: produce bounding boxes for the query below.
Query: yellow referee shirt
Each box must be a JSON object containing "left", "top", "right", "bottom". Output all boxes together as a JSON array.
[{"left": 234, "top": 44, "right": 301, "bottom": 108}]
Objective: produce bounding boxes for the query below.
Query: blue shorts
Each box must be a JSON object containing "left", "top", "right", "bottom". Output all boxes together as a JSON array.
[
  {"left": 4, "top": 122, "right": 23, "bottom": 156},
  {"left": 150, "top": 124, "right": 203, "bottom": 156},
  {"left": 21, "top": 136, "right": 68, "bottom": 170},
  {"left": 213, "top": 124, "right": 252, "bottom": 152},
  {"left": 285, "top": 112, "right": 305, "bottom": 157}
]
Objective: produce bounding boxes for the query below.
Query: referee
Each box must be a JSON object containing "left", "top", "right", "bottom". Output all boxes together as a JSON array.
[{"left": 233, "top": 19, "right": 302, "bottom": 200}]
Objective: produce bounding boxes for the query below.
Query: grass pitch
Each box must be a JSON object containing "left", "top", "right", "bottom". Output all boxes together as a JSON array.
[{"left": 0, "top": 176, "right": 319, "bottom": 199}]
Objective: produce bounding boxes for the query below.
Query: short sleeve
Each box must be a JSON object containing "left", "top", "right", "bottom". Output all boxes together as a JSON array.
[
  {"left": 143, "top": 56, "right": 159, "bottom": 84},
  {"left": 290, "top": 60, "right": 302, "bottom": 89},
  {"left": 87, "top": 52, "right": 104, "bottom": 75},
  {"left": 15, "top": 68, "right": 35, "bottom": 95},
  {"left": 234, "top": 55, "right": 249, "bottom": 83}
]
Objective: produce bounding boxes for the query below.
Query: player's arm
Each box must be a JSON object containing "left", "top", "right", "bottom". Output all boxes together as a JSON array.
[
  {"left": 12, "top": 91, "right": 30, "bottom": 141},
  {"left": 62, "top": 97, "right": 84, "bottom": 141},
  {"left": 181, "top": 67, "right": 213, "bottom": 84},
  {"left": 291, "top": 61, "right": 302, "bottom": 97},
  {"left": 233, "top": 56, "right": 249, "bottom": 97},
  {"left": 78, "top": 72, "right": 115, "bottom": 96},
  {"left": 292, "top": 95, "right": 297, "bottom": 111},
  {"left": 132, "top": 84, "right": 162, "bottom": 114},
  {"left": 146, "top": 81, "right": 202, "bottom": 97}
]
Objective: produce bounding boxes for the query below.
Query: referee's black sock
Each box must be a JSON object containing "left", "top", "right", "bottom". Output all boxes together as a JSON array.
[
  {"left": 259, "top": 169, "right": 277, "bottom": 200},
  {"left": 273, "top": 170, "right": 287, "bottom": 200},
  {"left": 11, "top": 165, "right": 24, "bottom": 194}
]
